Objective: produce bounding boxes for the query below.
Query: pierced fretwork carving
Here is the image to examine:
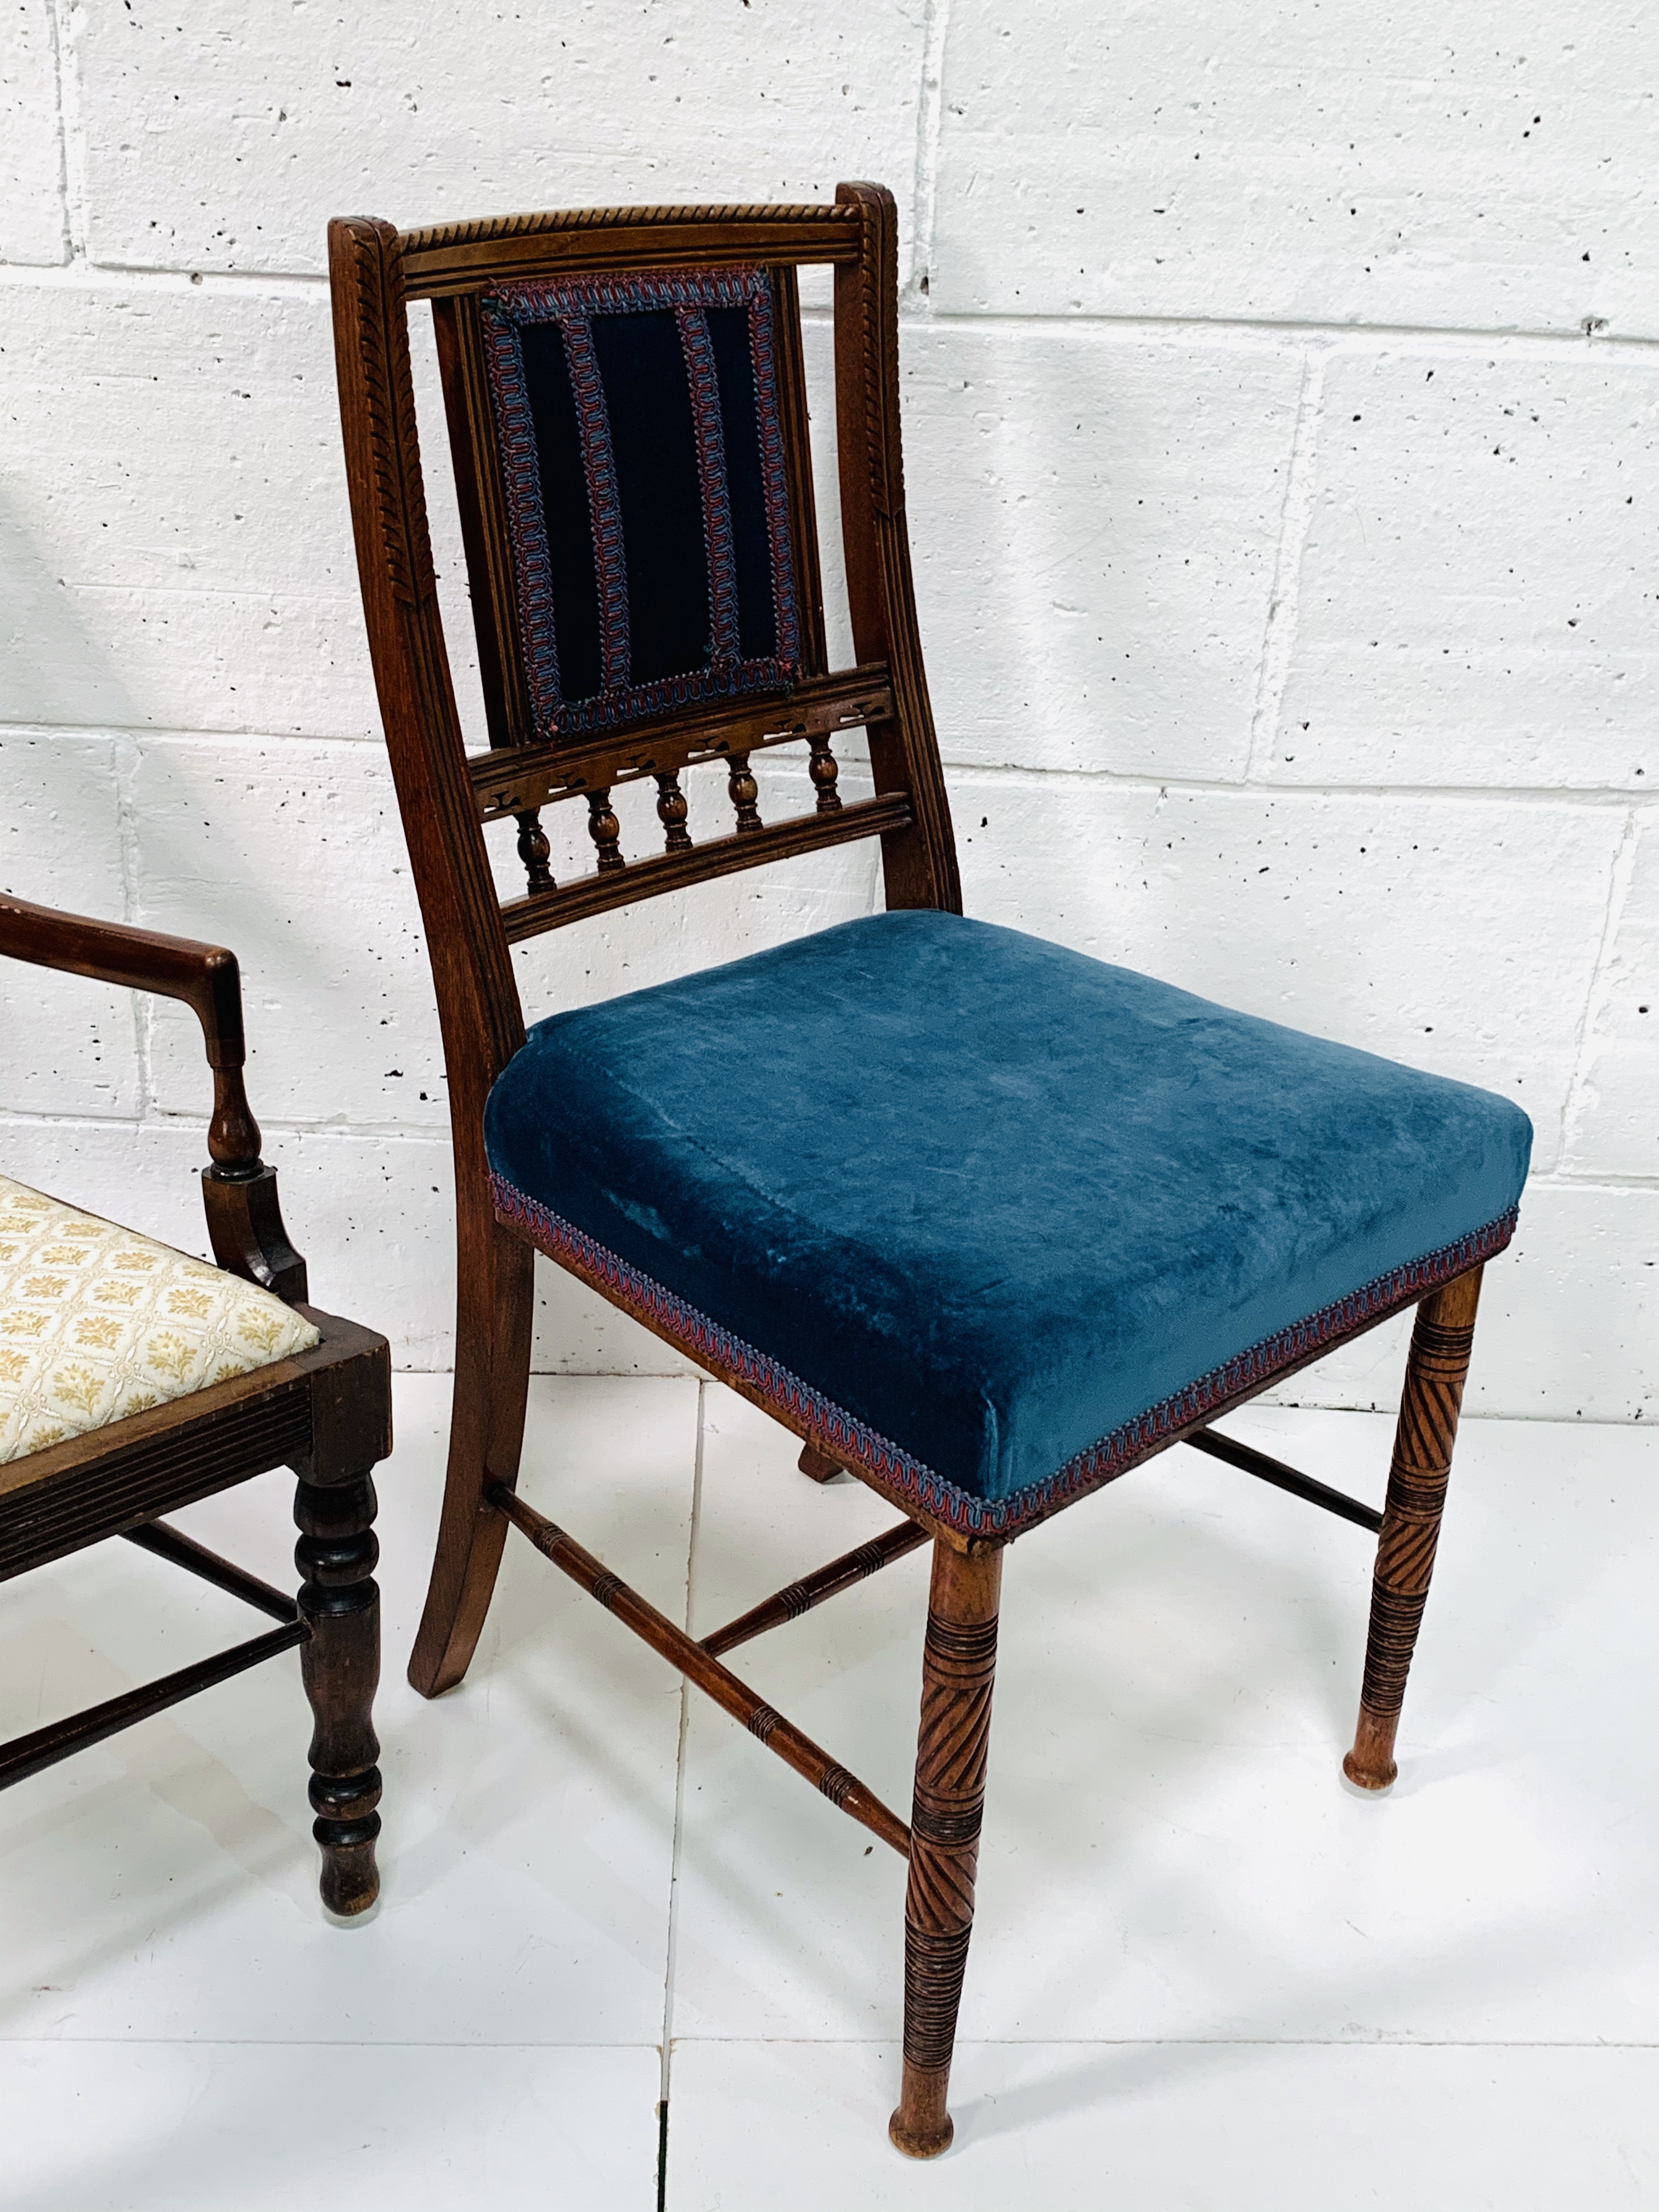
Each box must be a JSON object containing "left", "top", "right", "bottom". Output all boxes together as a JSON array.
[
  {"left": 807, "top": 733, "right": 843, "bottom": 814},
  {"left": 653, "top": 770, "right": 693, "bottom": 853},
  {"left": 727, "top": 752, "right": 763, "bottom": 836},
  {"left": 514, "top": 809, "right": 555, "bottom": 894},
  {"left": 586, "top": 789, "right": 624, "bottom": 872}
]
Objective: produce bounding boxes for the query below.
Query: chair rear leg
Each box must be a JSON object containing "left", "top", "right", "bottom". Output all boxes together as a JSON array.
[
  {"left": 797, "top": 1444, "right": 844, "bottom": 1483},
  {"left": 1345, "top": 1265, "right": 1483, "bottom": 1791},
  {"left": 297, "top": 1468, "right": 382, "bottom": 1915},
  {"left": 408, "top": 1221, "right": 534, "bottom": 1699},
  {"left": 889, "top": 1540, "right": 1003, "bottom": 2159}
]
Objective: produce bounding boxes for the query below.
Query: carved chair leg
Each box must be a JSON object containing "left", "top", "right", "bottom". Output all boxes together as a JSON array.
[
  {"left": 890, "top": 1541, "right": 1003, "bottom": 2160},
  {"left": 408, "top": 1218, "right": 534, "bottom": 1698},
  {"left": 296, "top": 1469, "right": 382, "bottom": 1915},
  {"left": 1345, "top": 1265, "right": 1483, "bottom": 1792}
]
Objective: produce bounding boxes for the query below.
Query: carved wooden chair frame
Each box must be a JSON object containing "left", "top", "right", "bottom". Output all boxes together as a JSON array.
[
  {"left": 329, "top": 186, "right": 1486, "bottom": 2152},
  {"left": 0, "top": 895, "right": 391, "bottom": 1917}
]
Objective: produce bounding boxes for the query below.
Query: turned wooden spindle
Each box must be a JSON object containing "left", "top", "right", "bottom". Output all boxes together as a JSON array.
[
  {"left": 654, "top": 770, "right": 694, "bottom": 853},
  {"left": 806, "top": 733, "right": 843, "bottom": 814},
  {"left": 514, "top": 808, "right": 555, "bottom": 895},
  {"left": 1345, "top": 1267, "right": 1483, "bottom": 1792},
  {"left": 727, "top": 752, "right": 763, "bottom": 835},
  {"left": 295, "top": 1470, "right": 382, "bottom": 1916},
  {"left": 890, "top": 1542, "right": 1003, "bottom": 2160},
  {"left": 698, "top": 1516, "right": 929, "bottom": 1659},
  {"left": 586, "top": 788, "right": 624, "bottom": 872}
]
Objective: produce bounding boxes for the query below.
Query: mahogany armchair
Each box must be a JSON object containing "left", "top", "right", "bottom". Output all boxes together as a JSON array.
[
  {"left": 0, "top": 893, "right": 390, "bottom": 1916},
  {"left": 329, "top": 185, "right": 1530, "bottom": 2152}
]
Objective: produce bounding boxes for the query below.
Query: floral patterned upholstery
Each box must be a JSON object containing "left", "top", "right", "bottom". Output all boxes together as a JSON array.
[{"left": 0, "top": 1172, "right": 320, "bottom": 1464}]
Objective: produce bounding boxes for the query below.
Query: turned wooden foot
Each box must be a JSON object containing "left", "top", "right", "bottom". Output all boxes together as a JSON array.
[
  {"left": 1345, "top": 1267, "right": 1481, "bottom": 1793},
  {"left": 296, "top": 1470, "right": 382, "bottom": 1914},
  {"left": 889, "top": 1542, "right": 1002, "bottom": 2159}
]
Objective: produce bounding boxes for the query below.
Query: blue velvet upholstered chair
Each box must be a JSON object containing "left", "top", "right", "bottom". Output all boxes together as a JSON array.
[{"left": 329, "top": 186, "right": 1530, "bottom": 2156}]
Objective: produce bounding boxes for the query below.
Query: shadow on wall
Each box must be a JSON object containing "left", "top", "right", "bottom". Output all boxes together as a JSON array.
[{"left": 0, "top": 479, "right": 142, "bottom": 731}]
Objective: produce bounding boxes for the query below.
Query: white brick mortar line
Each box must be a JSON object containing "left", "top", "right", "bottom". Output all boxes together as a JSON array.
[
  {"left": 911, "top": 308, "right": 1659, "bottom": 362},
  {"left": 908, "top": 0, "right": 952, "bottom": 305},
  {"left": 1246, "top": 345, "right": 1329, "bottom": 783},
  {"left": 0, "top": 259, "right": 328, "bottom": 294},
  {"left": 796, "top": 297, "right": 1659, "bottom": 365},
  {"left": 5, "top": 253, "right": 1659, "bottom": 366},
  {"left": 1557, "top": 808, "right": 1644, "bottom": 1167},
  {"left": 1533, "top": 1170, "right": 1659, "bottom": 1192},
  {"left": 940, "top": 762, "right": 1659, "bottom": 811},
  {"left": 42, "top": 0, "right": 88, "bottom": 261},
  {"left": 111, "top": 733, "right": 155, "bottom": 1127},
  {"left": 36, "top": 0, "right": 73, "bottom": 264}
]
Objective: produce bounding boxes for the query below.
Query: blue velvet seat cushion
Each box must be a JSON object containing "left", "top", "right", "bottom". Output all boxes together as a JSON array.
[{"left": 485, "top": 912, "right": 1531, "bottom": 1534}]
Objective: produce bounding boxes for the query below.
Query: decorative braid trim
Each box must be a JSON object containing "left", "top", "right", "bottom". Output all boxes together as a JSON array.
[
  {"left": 743, "top": 273, "right": 800, "bottom": 673},
  {"left": 481, "top": 301, "right": 562, "bottom": 722},
  {"left": 489, "top": 1172, "right": 1518, "bottom": 1538},
  {"left": 479, "top": 263, "right": 800, "bottom": 740},
  {"left": 674, "top": 304, "right": 741, "bottom": 665},
  {"left": 556, "top": 313, "right": 630, "bottom": 693}
]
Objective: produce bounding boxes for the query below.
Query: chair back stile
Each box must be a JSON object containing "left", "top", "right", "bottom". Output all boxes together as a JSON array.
[
  {"left": 327, "top": 187, "right": 961, "bottom": 1146},
  {"left": 328, "top": 213, "right": 528, "bottom": 1143}
]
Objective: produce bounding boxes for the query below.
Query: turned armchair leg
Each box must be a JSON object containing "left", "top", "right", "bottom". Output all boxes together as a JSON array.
[
  {"left": 1345, "top": 1266, "right": 1483, "bottom": 1792},
  {"left": 890, "top": 1541, "right": 1003, "bottom": 2160},
  {"left": 296, "top": 1470, "right": 382, "bottom": 1914}
]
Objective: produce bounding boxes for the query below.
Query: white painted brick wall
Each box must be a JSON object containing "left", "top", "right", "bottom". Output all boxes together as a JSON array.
[{"left": 2, "top": 5, "right": 1652, "bottom": 1423}]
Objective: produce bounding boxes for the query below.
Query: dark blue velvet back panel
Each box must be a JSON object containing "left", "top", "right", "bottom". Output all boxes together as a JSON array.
[{"left": 481, "top": 266, "right": 800, "bottom": 738}]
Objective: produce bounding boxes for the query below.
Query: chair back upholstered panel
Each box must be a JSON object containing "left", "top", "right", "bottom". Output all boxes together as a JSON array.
[
  {"left": 329, "top": 190, "right": 961, "bottom": 1141},
  {"left": 471, "top": 264, "right": 806, "bottom": 740}
]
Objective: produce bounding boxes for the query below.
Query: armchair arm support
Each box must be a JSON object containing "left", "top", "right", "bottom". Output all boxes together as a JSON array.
[{"left": 0, "top": 893, "right": 308, "bottom": 1302}]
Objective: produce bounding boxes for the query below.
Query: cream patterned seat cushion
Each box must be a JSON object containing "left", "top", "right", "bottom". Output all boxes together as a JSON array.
[{"left": 0, "top": 1172, "right": 320, "bottom": 1465}]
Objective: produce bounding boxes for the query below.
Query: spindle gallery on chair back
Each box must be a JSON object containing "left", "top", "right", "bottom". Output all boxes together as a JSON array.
[{"left": 329, "top": 185, "right": 1523, "bottom": 2156}]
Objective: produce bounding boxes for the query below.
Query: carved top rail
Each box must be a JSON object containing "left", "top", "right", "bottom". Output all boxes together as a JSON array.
[
  {"left": 400, "top": 206, "right": 864, "bottom": 299},
  {"left": 470, "top": 665, "right": 893, "bottom": 822}
]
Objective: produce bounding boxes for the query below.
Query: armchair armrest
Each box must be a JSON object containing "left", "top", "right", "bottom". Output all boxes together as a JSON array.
[{"left": 0, "top": 893, "right": 308, "bottom": 1302}]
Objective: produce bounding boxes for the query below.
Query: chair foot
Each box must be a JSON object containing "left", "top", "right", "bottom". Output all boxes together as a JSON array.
[
  {"left": 316, "top": 1826, "right": 382, "bottom": 1915},
  {"left": 889, "top": 2064, "right": 953, "bottom": 2158},
  {"left": 798, "top": 1444, "right": 843, "bottom": 1483},
  {"left": 1342, "top": 1705, "right": 1398, "bottom": 1792}
]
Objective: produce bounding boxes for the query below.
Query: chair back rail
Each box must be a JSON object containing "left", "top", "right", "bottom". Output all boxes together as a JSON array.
[{"left": 328, "top": 186, "right": 960, "bottom": 1130}]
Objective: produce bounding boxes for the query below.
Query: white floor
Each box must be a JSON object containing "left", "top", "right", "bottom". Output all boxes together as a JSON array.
[{"left": 3, "top": 1376, "right": 1657, "bottom": 2209}]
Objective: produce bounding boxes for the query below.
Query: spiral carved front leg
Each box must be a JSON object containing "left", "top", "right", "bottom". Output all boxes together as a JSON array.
[
  {"left": 296, "top": 1471, "right": 382, "bottom": 1914},
  {"left": 889, "top": 1542, "right": 1003, "bottom": 2159},
  {"left": 1345, "top": 1267, "right": 1482, "bottom": 1792}
]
